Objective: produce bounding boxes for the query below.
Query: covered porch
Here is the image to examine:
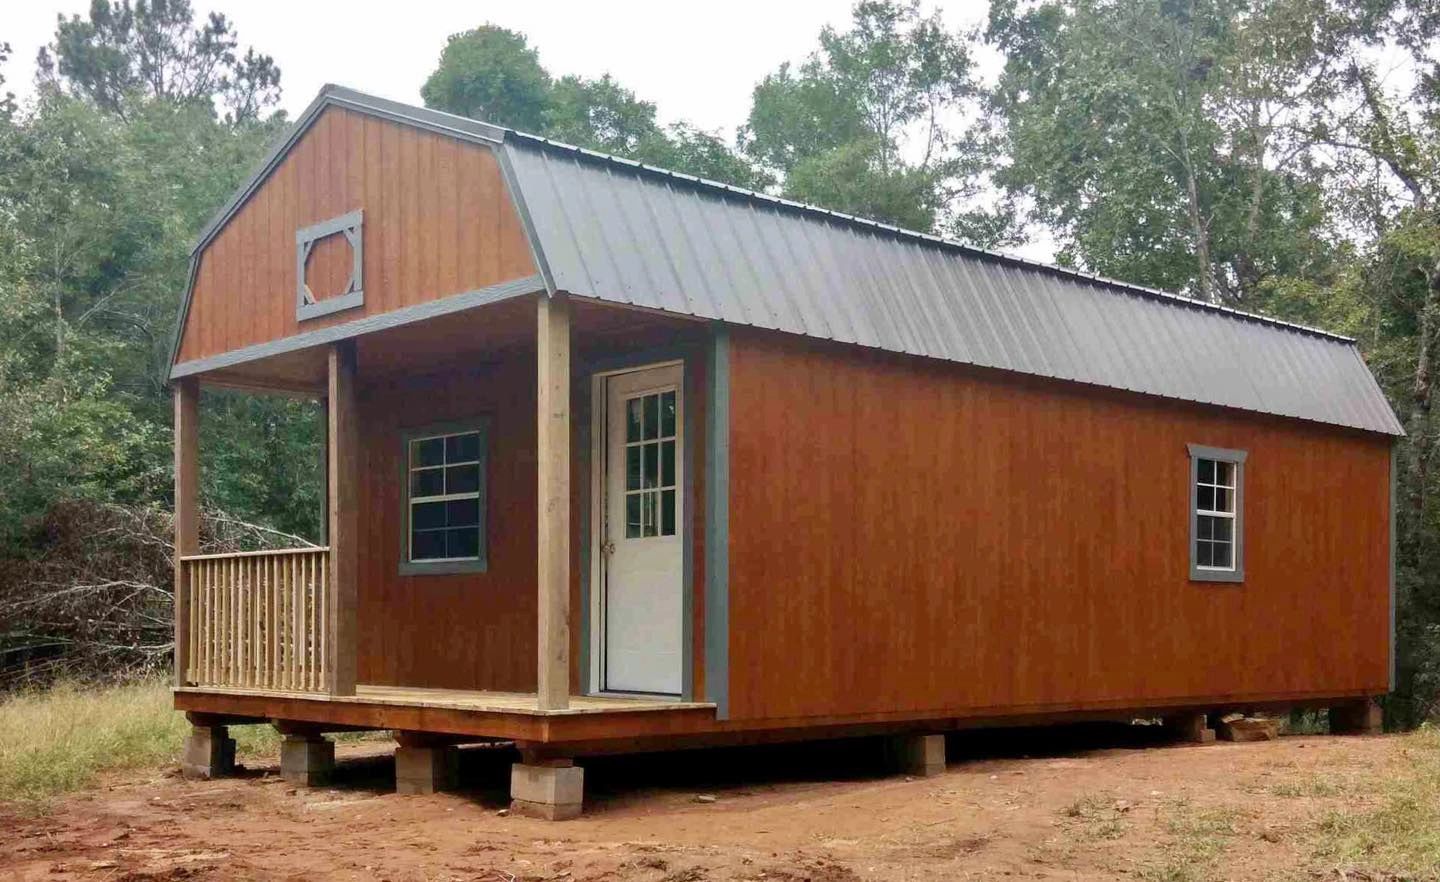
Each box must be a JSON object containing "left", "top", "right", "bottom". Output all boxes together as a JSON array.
[{"left": 170, "top": 290, "right": 722, "bottom": 812}]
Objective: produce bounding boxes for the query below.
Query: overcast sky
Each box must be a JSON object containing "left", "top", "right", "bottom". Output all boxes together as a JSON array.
[
  {"left": 4, "top": 1, "right": 1056, "bottom": 258},
  {"left": 6, "top": 0, "right": 995, "bottom": 132}
]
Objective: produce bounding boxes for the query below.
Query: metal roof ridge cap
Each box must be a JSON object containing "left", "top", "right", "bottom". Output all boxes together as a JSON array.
[{"left": 503, "top": 130, "right": 1357, "bottom": 346}]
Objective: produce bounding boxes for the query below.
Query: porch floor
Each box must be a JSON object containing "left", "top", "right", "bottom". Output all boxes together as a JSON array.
[
  {"left": 177, "top": 683, "right": 712, "bottom": 715},
  {"left": 174, "top": 683, "right": 719, "bottom": 744}
]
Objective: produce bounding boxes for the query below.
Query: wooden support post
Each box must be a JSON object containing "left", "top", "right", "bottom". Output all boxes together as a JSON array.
[
  {"left": 536, "top": 294, "right": 571, "bottom": 711},
  {"left": 326, "top": 342, "right": 358, "bottom": 697},
  {"left": 173, "top": 377, "right": 200, "bottom": 687}
]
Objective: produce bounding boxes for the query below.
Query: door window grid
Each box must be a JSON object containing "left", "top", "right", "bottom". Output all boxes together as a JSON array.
[
  {"left": 1195, "top": 457, "right": 1236, "bottom": 570},
  {"left": 623, "top": 389, "right": 677, "bottom": 538},
  {"left": 408, "top": 430, "right": 482, "bottom": 562}
]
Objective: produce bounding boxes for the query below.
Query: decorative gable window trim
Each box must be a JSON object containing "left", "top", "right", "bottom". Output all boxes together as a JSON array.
[
  {"left": 296, "top": 209, "right": 364, "bottom": 321},
  {"left": 1188, "top": 443, "right": 1247, "bottom": 583}
]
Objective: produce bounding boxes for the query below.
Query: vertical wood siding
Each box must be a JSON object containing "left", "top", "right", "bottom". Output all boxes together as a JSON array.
[
  {"left": 724, "top": 328, "right": 1392, "bottom": 723},
  {"left": 176, "top": 107, "right": 536, "bottom": 364},
  {"left": 352, "top": 302, "right": 711, "bottom": 695}
]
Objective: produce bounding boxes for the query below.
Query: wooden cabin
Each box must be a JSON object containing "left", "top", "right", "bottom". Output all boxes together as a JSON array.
[{"left": 170, "top": 85, "right": 1399, "bottom": 818}]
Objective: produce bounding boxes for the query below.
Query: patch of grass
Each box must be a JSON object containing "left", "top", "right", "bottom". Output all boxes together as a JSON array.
[
  {"left": 1060, "top": 791, "right": 1130, "bottom": 840},
  {"left": 1138, "top": 799, "right": 1246, "bottom": 882},
  {"left": 0, "top": 679, "right": 280, "bottom": 809},
  {"left": 1268, "top": 775, "right": 1343, "bottom": 799},
  {"left": 1307, "top": 726, "right": 1440, "bottom": 877}
]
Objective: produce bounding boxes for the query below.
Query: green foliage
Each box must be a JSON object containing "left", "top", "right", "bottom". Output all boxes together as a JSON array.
[
  {"left": 420, "top": 25, "right": 551, "bottom": 131},
  {"left": 0, "top": 6, "right": 318, "bottom": 558},
  {"left": 988, "top": 0, "right": 1341, "bottom": 305},
  {"left": 420, "top": 24, "right": 770, "bottom": 190},
  {"left": 38, "top": 0, "right": 281, "bottom": 123},
  {"left": 743, "top": 0, "right": 1013, "bottom": 243}
]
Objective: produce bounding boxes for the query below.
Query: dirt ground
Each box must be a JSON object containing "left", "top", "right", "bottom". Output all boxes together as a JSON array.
[{"left": 0, "top": 723, "right": 1409, "bottom": 881}]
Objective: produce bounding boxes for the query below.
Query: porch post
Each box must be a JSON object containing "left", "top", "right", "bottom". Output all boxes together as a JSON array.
[
  {"left": 326, "top": 340, "right": 359, "bottom": 696},
  {"left": 172, "top": 377, "right": 200, "bottom": 687},
  {"left": 536, "top": 293, "right": 571, "bottom": 710}
]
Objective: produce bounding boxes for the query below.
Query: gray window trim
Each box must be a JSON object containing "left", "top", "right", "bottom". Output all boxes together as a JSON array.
[
  {"left": 1188, "top": 443, "right": 1247, "bottom": 583},
  {"left": 399, "top": 418, "right": 489, "bottom": 576},
  {"left": 297, "top": 209, "right": 364, "bottom": 321}
]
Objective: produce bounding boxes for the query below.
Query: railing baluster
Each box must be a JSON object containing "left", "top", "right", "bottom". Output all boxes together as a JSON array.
[{"left": 176, "top": 549, "right": 329, "bottom": 693}]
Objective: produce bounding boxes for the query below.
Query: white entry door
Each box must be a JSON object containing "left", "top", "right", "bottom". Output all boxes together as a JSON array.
[{"left": 602, "top": 364, "right": 684, "bottom": 695}]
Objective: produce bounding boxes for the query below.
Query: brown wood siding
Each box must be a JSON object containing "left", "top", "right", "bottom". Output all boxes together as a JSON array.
[
  {"left": 352, "top": 300, "right": 710, "bottom": 695},
  {"left": 355, "top": 352, "right": 539, "bottom": 692},
  {"left": 725, "top": 328, "right": 1392, "bottom": 723},
  {"left": 176, "top": 107, "right": 536, "bottom": 364}
]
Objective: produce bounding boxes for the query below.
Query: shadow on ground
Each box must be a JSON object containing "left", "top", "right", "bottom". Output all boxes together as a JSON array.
[{"left": 293, "top": 719, "right": 1186, "bottom": 812}]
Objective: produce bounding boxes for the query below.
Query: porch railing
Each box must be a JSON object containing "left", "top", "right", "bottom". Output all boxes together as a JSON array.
[{"left": 180, "top": 547, "right": 330, "bottom": 693}]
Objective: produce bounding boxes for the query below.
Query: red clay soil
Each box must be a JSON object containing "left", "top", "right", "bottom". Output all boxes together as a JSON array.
[{"left": 0, "top": 723, "right": 1404, "bottom": 881}]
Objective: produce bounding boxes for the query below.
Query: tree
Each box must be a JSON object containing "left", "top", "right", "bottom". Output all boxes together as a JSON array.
[
  {"left": 36, "top": 0, "right": 280, "bottom": 123},
  {"left": 420, "top": 24, "right": 769, "bottom": 189},
  {"left": 741, "top": 0, "right": 1010, "bottom": 243},
  {"left": 987, "top": 0, "right": 1344, "bottom": 306},
  {"left": 420, "top": 25, "right": 551, "bottom": 131}
]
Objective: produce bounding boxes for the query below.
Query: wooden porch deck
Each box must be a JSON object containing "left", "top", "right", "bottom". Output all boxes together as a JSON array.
[{"left": 174, "top": 684, "right": 719, "bottom": 745}]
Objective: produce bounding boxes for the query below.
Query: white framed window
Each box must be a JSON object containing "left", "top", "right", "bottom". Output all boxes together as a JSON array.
[
  {"left": 400, "top": 422, "right": 488, "bottom": 575},
  {"left": 622, "top": 388, "right": 679, "bottom": 538},
  {"left": 1188, "top": 444, "right": 1246, "bottom": 582}
]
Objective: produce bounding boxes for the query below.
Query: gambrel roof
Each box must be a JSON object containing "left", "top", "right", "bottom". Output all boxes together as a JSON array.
[{"left": 177, "top": 85, "right": 1404, "bottom": 436}]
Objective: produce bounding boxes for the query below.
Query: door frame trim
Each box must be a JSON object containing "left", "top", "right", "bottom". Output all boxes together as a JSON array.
[{"left": 585, "top": 355, "right": 693, "bottom": 699}]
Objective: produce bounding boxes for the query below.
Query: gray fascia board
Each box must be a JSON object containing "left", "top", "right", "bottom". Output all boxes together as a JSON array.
[
  {"left": 704, "top": 323, "right": 731, "bottom": 719},
  {"left": 170, "top": 274, "right": 543, "bottom": 380}
]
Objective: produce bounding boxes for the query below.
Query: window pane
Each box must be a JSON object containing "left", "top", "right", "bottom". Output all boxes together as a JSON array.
[
  {"left": 1197, "top": 515, "right": 1213, "bottom": 541},
  {"left": 1197, "top": 458, "right": 1214, "bottom": 484},
  {"left": 1212, "top": 542, "right": 1233, "bottom": 569},
  {"left": 446, "top": 498, "right": 479, "bottom": 528},
  {"left": 661, "top": 439, "right": 675, "bottom": 488},
  {"left": 446, "top": 432, "right": 480, "bottom": 464},
  {"left": 661, "top": 390, "right": 676, "bottom": 437},
  {"left": 1213, "top": 487, "right": 1230, "bottom": 513},
  {"left": 627, "top": 398, "right": 643, "bottom": 443},
  {"left": 661, "top": 489, "right": 676, "bottom": 536},
  {"left": 414, "top": 437, "right": 445, "bottom": 468},
  {"left": 1197, "top": 485, "right": 1215, "bottom": 512},
  {"left": 1213, "top": 517, "right": 1233, "bottom": 543},
  {"left": 412, "top": 529, "right": 446, "bottom": 560},
  {"left": 643, "top": 394, "right": 659, "bottom": 440},
  {"left": 643, "top": 442, "right": 659, "bottom": 489},
  {"left": 411, "top": 467, "right": 444, "bottom": 498},
  {"left": 413, "top": 501, "right": 446, "bottom": 531},
  {"left": 626, "top": 493, "right": 642, "bottom": 538},
  {"left": 446, "top": 463, "right": 480, "bottom": 495},
  {"left": 446, "top": 527, "right": 480, "bottom": 559},
  {"left": 626, "top": 446, "right": 642, "bottom": 491},
  {"left": 1196, "top": 539, "right": 1213, "bottom": 568},
  {"left": 643, "top": 490, "right": 658, "bottom": 537},
  {"left": 1216, "top": 460, "right": 1233, "bottom": 488}
]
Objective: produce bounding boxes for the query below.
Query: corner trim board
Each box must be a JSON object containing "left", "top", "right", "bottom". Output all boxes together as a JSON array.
[
  {"left": 704, "top": 324, "right": 731, "bottom": 719},
  {"left": 1391, "top": 440, "right": 1398, "bottom": 692},
  {"left": 169, "top": 274, "right": 544, "bottom": 380}
]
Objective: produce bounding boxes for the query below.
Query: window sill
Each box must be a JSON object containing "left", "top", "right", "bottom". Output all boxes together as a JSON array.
[
  {"left": 1191, "top": 568, "right": 1244, "bottom": 584},
  {"left": 399, "top": 558, "right": 488, "bottom": 577}
]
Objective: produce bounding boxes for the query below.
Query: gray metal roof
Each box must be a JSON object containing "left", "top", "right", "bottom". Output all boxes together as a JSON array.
[
  {"left": 176, "top": 85, "right": 1402, "bottom": 436},
  {"left": 503, "top": 132, "right": 1403, "bottom": 436}
]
